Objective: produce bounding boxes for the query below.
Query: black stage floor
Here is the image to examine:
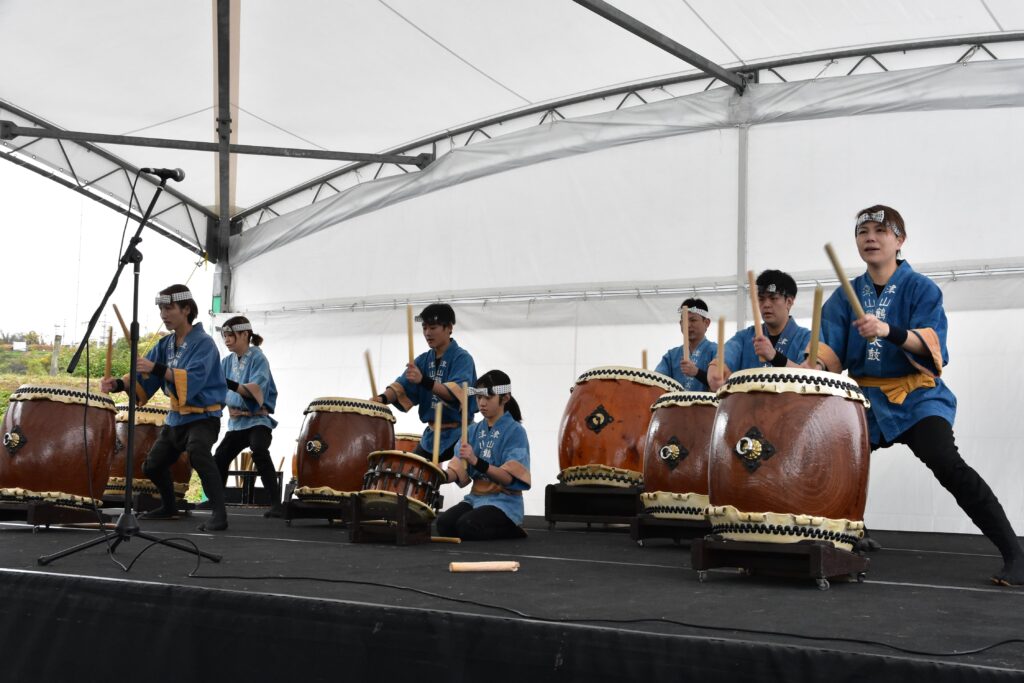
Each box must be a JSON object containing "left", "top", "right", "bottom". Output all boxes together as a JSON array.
[{"left": 1, "top": 509, "right": 1023, "bottom": 682}]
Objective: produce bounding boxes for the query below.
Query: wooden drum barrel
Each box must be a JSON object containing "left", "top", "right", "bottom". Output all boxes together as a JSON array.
[
  {"left": 358, "top": 450, "right": 446, "bottom": 522},
  {"left": 639, "top": 391, "right": 718, "bottom": 521},
  {"left": 394, "top": 432, "right": 423, "bottom": 454},
  {"left": 707, "top": 368, "right": 871, "bottom": 551},
  {"left": 1, "top": 385, "right": 117, "bottom": 507},
  {"left": 294, "top": 397, "right": 395, "bottom": 504},
  {"left": 105, "top": 404, "right": 192, "bottom": 501},
  {"left": 557, "top": 366, "right": 682, "bottom": 487}
]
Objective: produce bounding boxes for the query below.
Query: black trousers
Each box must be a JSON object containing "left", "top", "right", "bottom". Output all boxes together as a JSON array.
[
  {"left": 213, "top": 425, "right": 281, "bottom": 503},
  {"left": 143, "top": 417, "right": 225, "bottom": 521},
  {"left": 876, "top": 415, "right": 1022, "bottom": 561},
  {"left": 436, "top": 501, "right": 525, "bottom": 541}
]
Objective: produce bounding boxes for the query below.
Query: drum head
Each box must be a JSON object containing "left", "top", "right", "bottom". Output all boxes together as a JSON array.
[{"left": 357, "top": 489, "right": 436, "bottom": 522}]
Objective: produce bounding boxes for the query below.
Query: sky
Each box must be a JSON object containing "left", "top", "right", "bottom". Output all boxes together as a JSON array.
[{"left": 0, "top": 161, "right": 214, "bottom": 346}]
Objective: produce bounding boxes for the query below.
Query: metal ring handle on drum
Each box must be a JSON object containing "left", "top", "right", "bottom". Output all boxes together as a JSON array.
[
  {"left": 305, "top": 434, "right": 327, "bottom": 457},
  {"left": 3, "top": 426, "right": 27, "bottom": 455},
  {"left": 735, "top": 437, "right": 757, "bottom": 458}
]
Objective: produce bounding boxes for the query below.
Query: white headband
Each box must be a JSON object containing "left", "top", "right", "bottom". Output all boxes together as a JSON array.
[
  {"left": 855, "top": 210, "right": 903, "bottom": 238},
  {"left": 679, "top": 306, "right": 710, "bottom": 320},
  {"left": 155, "top": 290, "right": 193, "bottom": 305},
  {"left": 467, "top": 384, "right": 512, "bottom": 396},
  {"left": 218, "top": 323, "right": 252, "bottom": 334}
]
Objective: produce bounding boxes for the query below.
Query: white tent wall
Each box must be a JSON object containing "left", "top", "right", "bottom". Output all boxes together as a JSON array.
[{"left": 223, "top": 60, "right": 1024, "bottom": 535}]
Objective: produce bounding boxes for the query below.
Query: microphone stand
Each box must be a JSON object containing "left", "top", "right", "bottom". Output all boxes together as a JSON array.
[{"left": 38, "top": 176, "right": 221, "bottom": 566}]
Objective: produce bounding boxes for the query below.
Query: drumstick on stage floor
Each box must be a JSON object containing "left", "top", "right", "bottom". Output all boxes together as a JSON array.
[
  {"left": 825, "top": 243, "right": 876, "bottom": 343},
  {"left": 364, "top": 349, "right": 378, "bottom": 396},
  {"left": 747, "top": 270, "right": 765, "bottom": 359},
  {"left": 450, "top": 561, "right": 520, "bottom": 572},
  {"left": 808, "top": 284, "right": 823, "bottom": 368},
  {"left": 432, "top": 402, "right": 443, "bottom": 466}
]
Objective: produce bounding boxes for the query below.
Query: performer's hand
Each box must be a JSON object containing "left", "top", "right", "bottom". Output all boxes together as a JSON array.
[
  {"left": 679, "top": 358, "right": 698, "bottom": 377},
  {"left": 707, "top": 363, "right": 728, "bottom": 391},
  {"left": 752, "top": 335, "right": 775, "bottom": 361},
  {"left": 369, "top": 395, "right": 383, "bottom": 403},
  {"left": 100, "top": 377, "right": 118, "bottom": 393},
  {"left": 404, "top": 363, "right": 423, "bottom": 384},
  {"left": 853, "top": 314, "right": 889, "bottom": 340},
  {"left": 459, "top": 441, "right": 476, "bottom": 465},
  {"left": 136, "top": 357, "right": 155, "bottom": 374}
]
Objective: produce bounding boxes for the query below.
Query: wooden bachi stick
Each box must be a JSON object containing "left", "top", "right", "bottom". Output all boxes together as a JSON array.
[
  {"left": 104, "top": 327, "right": 113, "bottom": 379},
  {"left": 112, "top": 304, "right": 130, "bottom": 340},
  {"left": 717, "top": 316, "right": 726, "bottom": 378},
  {"left": 364, "top": 349, "right": 377, "bottom": 397},
  {"left": 808, "top": 285, "right": 823, "bottom": 369},
  {"left": 432, "top": 402, "right": 443, "bottom": 466},
  {"left": 461, "top": 381, "right": 468, "bottom": 446},
  {"left": 406, "top": 304, "right": 415, "bottom": 364},
  {"left": 449, "top": 561, "right": 520, "bottom": 573},
  {"left": 641, "top": 349, "right": 647, "bottom": 370},
  {"left": 825, "top": 243, "right": 875, "bottom": 343},
  {"left": 681, "top": 306, "right": 689, "bottom": 362},
  {"left": 747, "top": 270, "right": 763, "bottom": 338}
]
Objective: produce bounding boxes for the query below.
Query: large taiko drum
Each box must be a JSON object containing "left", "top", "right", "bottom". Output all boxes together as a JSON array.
[
  {"left": 294, "top": 397, "right": 395, "bottom": 504},
  {"left": 557, "top": 366, "right": 683, "bottom": 487},
  {"left": 640, "top": 391, "right": 718, "bottom": 521},
  {"left": 394, "top": 432, "right": 423, "bottom": 454},
  {"left": 105, "top": 405, "right": 192, "bottom": 501},
  {"left": 707, "top": 368, "right": 871, "bottom": 551},
  {"left": 0, "top": 385, "right": 117, "bottom": 507},
  {"left": 358, "top": 450, "right": 446, "bottom": 522}
]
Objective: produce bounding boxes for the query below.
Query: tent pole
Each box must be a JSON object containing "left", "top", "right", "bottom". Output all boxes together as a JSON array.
[{"left": 735, "top": 125, "right": 750, "bottom": 330}]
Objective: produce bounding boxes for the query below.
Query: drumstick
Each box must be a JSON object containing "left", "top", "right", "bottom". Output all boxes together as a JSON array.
[
  {"left": 825, "top": 243, "right": 876, "bottom": 343},
  {"left": 681, "top": 306, "right": 689, "bottom": 362},
  {"left": 641, "top": 349, "right": 647, "bottom": 370},
  {"left": 104, "top": 326, "right": 113, "bottom": 379},
  {"left": 364, "top": 349, "right": 377, "bottom": 396},
  {"left": 808, "top": 285, "right": 823, "bottom": 369},
  {"left": 406, "top": 304, "right": 415, "bottom": 365},
  {"left": 431, "top": 536, "right": 462, "bottom": 544},
  {"left": 717, "top": 316, "right": 725, "bottom": 378},
  {"left": 277, "top": 457, "right": 284, "bottom": 472},
  {"left": 112, "top": 304, "right": 130, "bottom": 340},
  {"left": 432, "top": 402, "right": 443, "bottom": 466},
  {"left": 460, "top": 381, "right": 468, "bottom": 446},
  {"left": 449, "top": 561, "right": 520, "bottom": 573},
  {"left": 747, "top": 271, "right": 763, "bottom": 339}
]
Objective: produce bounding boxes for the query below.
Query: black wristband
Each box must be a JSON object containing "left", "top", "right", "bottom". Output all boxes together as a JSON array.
[
  {"left": 114, "top": 378, "right": 126, "bottom": 393},
  {"left": 151, "top": 362, "right": 168, "bottom": 377},
  {"left": 694, "top": 369, "right": 709, "bottom": 386},
  {"left": 884, "top": 325, "right": 909, "bottom": 346},
  {"left": 770, "top": 351, "right": 789, "bottom": 367},
  {"left": 226, "top": 379, "right": 240, "bottom": 392},
  {"left": 473, "top": 459, "right": 490, "bottom": 474},
  {"left": 419, "top": 375, "right": 435, "bottom": 391},
  {"left": 377, "top": 393, "right": 389, "bottom": 405}
]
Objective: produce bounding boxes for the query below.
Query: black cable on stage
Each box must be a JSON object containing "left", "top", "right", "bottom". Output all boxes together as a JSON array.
[{"left": 183, "top": 569, "right": 1024, "bottom": 659}]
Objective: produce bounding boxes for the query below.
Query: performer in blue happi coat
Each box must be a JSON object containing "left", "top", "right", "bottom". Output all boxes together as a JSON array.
[
  {"left": 811, "top": 204, "right": 1023, "bottom": 586},
  {"left": 654, "top": 298, "right": 717, "bottom": 391},
  {"left": 708, "top": 270, "right": 811, "bottom": 390},
  {"left": 372, "top": 303, "right": 477, "bottom": 462},
  {"left": 213, "top": 316, "right": 284, "bottom": 518},
  {"left": 101, "top": 284, "right": 229, "bottom": 531},
  {"left": 438, "top": 370, "right": 530, "bottom": 541}
]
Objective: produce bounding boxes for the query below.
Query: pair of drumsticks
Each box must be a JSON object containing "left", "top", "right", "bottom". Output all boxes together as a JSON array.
[{"left": 364, "top": 305, "right": 470, "bottom": 467}]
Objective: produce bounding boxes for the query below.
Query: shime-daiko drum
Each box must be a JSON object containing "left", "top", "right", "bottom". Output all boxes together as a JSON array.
[
  {"left": 1, "top": 385, "right": 117, "bottom": 507},
  {"left": 640, "top": 391, "right": 718, "bottom": 521},
  {"left": 707, "top": 367, "right": 871, "bottom": 551},
  {"left": 294, "top": 397, "right": 395, "bottom": 504},
  {"left": 394, "top": 433, "right": 423, "bottom": 454},
  {"left": 358, "top": 450, "right": 446, "bottom": 522},
  {"left": 105, "top": 404, "right": 192, "bottom": 501},
  {"left": 557, "top": 367, "right": 683, "bottom": 488}
]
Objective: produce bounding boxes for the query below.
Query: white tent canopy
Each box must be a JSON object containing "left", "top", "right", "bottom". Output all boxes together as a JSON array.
[{"left": 3, "top": 1, "right": 1024, "bottom": 533}]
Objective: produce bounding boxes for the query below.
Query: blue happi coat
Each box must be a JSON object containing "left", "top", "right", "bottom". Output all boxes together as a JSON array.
[
  {"left": 819, "top": 260, "right": 956, "bottom": 445},
  {"left": 137, "top": 322, "right": 225, "bottom": 427},
  {"left": 655, "top": 337, "right": 718, "bottom": 391},
  {"left": 222, "top": 345, "right": 278, "bottom": 431},
  {"left": 388, "top": 338, "right": 478, "bottom": 453},
  {"left": 724, "top": 317, "right": 811, "bottom": 371},
  {"left": 457, "top": 412, "right": 531, "bottom": 525}
]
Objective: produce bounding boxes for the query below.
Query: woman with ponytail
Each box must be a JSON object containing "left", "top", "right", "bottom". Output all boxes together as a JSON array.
[{"left": 439, "top": 370, "right": 531, "bottom": 540}]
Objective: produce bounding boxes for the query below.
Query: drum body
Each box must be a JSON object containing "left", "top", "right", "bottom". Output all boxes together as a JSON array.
[
  {"left": 105, "top": 405, "right": 192, "bottom": 500},
  {"left": 294, "top": 398, "right": 395, "bottom": 504},
  {"left": 394, "top": 433, "right": 422, "bottom": 454},
  {"left": 640, "top": 392, "right": 718, "bottom": 521},
  {"left": 1, "top": 385, "right": 116, "bottom": 506},
  {"left": 557, "top": 367, "right": 682, "bottom": 487},
  {"left": 359, "top": 450, "right": 446, "bottom": 522},
  {"left": 707, "top": 368, "right": 871, "bottom": 551}
]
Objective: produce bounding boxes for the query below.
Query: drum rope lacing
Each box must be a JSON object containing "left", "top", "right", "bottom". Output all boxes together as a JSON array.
[{"left": 574, "top": 366, "right": 684, "bottom": 392}]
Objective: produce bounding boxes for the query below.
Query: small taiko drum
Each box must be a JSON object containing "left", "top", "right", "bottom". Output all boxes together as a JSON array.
[
  {"left": 0, "top": 385, "right": 117, "bottom": 507},
  {"left": 640, "top": 391, "right": 718, "bottom": 521},
  {"left": 707, "top": 368, "right": 871, "bottom": 551},
  {"left": 294, "top": 397, "right": 395, "bottom": 504},
  {"left": 557, "top": 366, "right": 682, "bottom": 488},
  {"left": 105, "top": 405, "right": 192, "bottom": 501},
  {"left": 358, "top": 450, "right": 446, "bottom": 522},
  {"left": 394, "top": 432, "right": 423, "bottom": 454}
]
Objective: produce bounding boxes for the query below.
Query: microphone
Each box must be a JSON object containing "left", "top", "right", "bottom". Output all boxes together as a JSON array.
[{"left": 140, "top": 167, "right": 185, "bottom": 182}]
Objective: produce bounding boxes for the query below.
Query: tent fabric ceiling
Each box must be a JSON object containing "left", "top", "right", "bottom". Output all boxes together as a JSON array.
[{"left": 2, "top": 1, "right": 1024, "bottom": 255}]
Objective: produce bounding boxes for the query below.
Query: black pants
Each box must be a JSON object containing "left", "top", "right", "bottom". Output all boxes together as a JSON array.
[
  {"left": 213, "top": 426, "right": 281, "bottom": 504},
  {"left": 436, "top": 501, "right": 525, "bottom": 541},
  {"left": 143, "top": 417, "right": 225, "bottom": 521},
  {"left": 876, "top": 415, "right": 1022, "bottom": 561},
  {"left": 414, "top": 442, "right": 456, "bottom": 463}
]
